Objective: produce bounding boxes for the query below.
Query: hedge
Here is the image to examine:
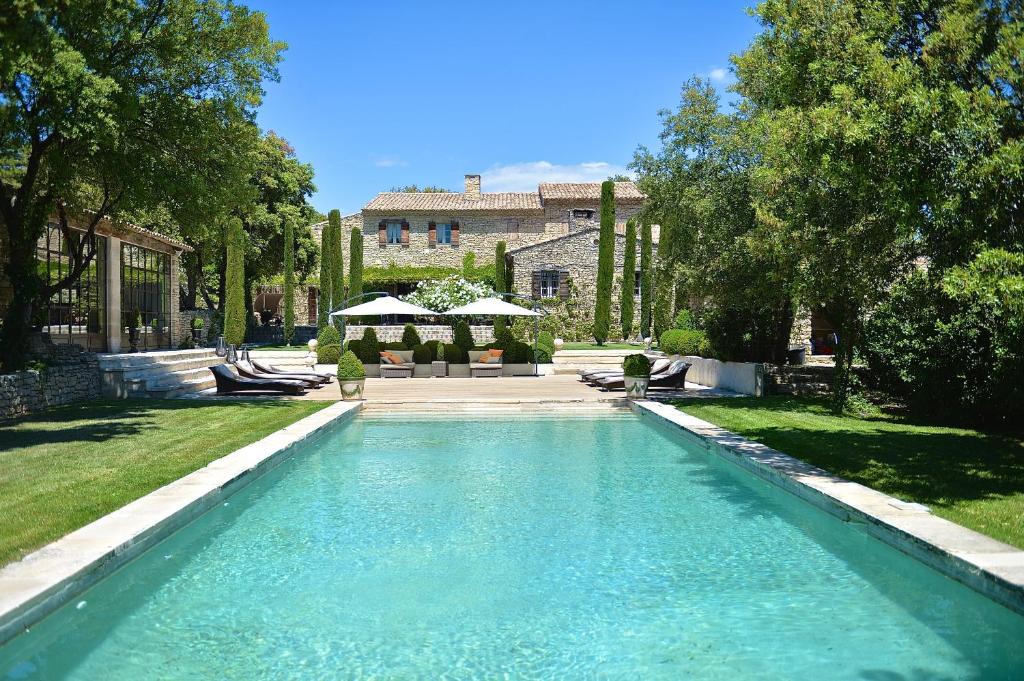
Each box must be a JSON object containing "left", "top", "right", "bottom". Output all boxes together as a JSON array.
[
  {"left": 659, "top": 328, "right": 709, "bottom": 357},
  {"left": 316, "top": 325, "right": 342, "bottom": 364}
]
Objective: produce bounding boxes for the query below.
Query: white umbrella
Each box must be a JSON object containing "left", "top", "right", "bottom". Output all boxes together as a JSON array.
[
  {"left": 329, "top": 295, "right": 438, "bottom": 317},
  {"left": 442, "top": 297, "right": 541, "bottom": 317}
]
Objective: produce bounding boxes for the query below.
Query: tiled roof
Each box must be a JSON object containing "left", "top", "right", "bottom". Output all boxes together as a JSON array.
[
  {"left": 538, "top": 181, "right": 645, "bottom": 202},
  {"left": 364, "top": 192, "right": 542, "bottom": 213},
  {"left": 79, "top": 210, "right": 193, "bottom": 252}
]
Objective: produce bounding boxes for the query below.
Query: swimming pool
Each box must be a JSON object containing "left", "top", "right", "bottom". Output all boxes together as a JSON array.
[{"left": 2, "top": 414, "right": 1023, "bottom": 679}]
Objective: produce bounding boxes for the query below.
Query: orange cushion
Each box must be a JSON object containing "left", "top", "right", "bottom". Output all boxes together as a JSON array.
[
  {"left": 480, "top": 349, "right": 504, "bottom": 363},
  {"left": 379, "top": 351, "right": 402, "bottom": 365}
]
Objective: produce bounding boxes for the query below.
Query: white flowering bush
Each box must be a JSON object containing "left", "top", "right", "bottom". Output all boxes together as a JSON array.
[{"left": 402, "top": 275, "right": 493, "bottom": 312}]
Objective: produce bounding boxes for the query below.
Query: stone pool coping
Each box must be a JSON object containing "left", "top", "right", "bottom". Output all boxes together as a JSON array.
[
  {"left": 0, "top": 400, "right": 362, "bottom": 646},
  {"left": 632, "top": 400, "right": 1024, "bottom": 616}
]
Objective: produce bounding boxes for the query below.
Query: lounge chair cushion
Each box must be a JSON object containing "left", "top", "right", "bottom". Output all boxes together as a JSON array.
[
  {"left": 379, "top": 351, "right": 402, "bottom": 365},
  {"left": 479, "top": 349, "right": 503, "bottom": 364}
]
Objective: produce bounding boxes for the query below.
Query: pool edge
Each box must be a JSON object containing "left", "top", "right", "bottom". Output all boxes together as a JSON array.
[
  {"left": 0, "top": 400, "right": 363, "bottom": 646},
  {"left": 631, "top": 399, "right": 1024, "bottom": 616}
]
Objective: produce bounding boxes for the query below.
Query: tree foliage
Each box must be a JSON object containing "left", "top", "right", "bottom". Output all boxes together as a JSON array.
[
  {"left": 639, "top": 221, "right": 653, "bottom": 339},
  {"left": 223, "top": 217, "right": 247, "bottom": 346},
  {"left": 349, "top": 226, "right": 363, "bottom": 302},
  {"left": 328, "top": 209, "right": 344, "bottom": 330},
  {"left": 317, "top": 217, "right": 333, "bottom": 328},
  {"left": 494, "top": 240, "right": 507, "bottom": 336},
  {"left": 621, "top": 218, "right": 637, "bottom": 339},
  {"left": 0, "top": 0, "right": 283, "bottom": 369},
  {"left": 283, "top": 216, "right": 295, "bottom": 344},
  {"left": 593, "top": 180, "right": 616, "bottom": 344}
]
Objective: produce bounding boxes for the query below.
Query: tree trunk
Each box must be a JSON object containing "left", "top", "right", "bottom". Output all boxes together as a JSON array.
[
  {"left": 181, "top": 251, "right": 199, "bottom": 310},
  {"left": 772, "top": 298, "right": 795, "bottom": 365},
  {"left": 0, "top": 237, "right": 43, "bottom": 371},
  {"left": 830, "top": 301, "right": 861, "bottom": 413}
]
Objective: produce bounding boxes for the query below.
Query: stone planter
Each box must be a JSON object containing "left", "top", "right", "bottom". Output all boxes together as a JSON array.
[
  {"left": 431, "top": 361, "right": 448, "bottom": 377},
  {"left": 339, "top": 377, "right": 365, "bottom": 400},
  {"left": 624, "top": 375, "right": 649, "bottom": 399},
  {"left": 128, "top": 327, "right": 141, "bottom": 353}
]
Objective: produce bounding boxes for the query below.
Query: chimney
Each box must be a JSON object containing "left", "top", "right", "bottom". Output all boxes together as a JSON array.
[{"left": 464, "top": 174, "right": 481, "bottom": 200}]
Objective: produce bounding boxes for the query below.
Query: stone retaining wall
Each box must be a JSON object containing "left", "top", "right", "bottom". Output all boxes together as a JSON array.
[
  {"left": 0, "top": 344, "right": 100, "bottom": 420},
  {"left": 343, "top": 324, "right": 494, "bottom": 345}
]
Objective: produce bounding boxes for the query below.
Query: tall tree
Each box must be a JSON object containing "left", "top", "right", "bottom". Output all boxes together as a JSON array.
[
  {"left": 0, "top": 1, "right": 282, "bottom": 370},
  {"left": 283, "top": 216, "right": 295, "bottom": 345},
  {"left": 349, "top": 226, "right": 364, "bottom": 302},
  {"left": 593, "top": 181, "right": 616, "bottom": 344},
  {"left": 639, "top": 221, "right": 653, "bottom": 339},
  {"left": 223, "top": 217, "right": 247, "bottom": 346},
  {"left": 621, "top": 218, "right": 637, "bottom": 339},
  {"left": 317, "top": 219, "right": 333, "bottom": 328},
  {"left": 328, "top": 209, "right": 344, "bottom": 330},
  {"left": 494, "top": 240, "right": 507, "bottom": 335}
]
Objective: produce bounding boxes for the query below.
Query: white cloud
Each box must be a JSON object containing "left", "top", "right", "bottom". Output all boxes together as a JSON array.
[
  {"left": 374, "top": 156, "right": 408, "bottom": 168},
  {"left": 480, "top": 161, "right": 633, "bottom": 192},
  {"left": 708, "top": 67, "right": 729, "bottom": 83}
]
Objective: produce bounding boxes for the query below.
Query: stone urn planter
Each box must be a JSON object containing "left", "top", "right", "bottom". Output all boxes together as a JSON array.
[
  {"left": 339, "top": 378, "right": 365, "bottom": 400},
  {"left": 623, "top": 375, "right": 649, "bottom": 399},
  {"left": 128, "top": 326, "right": 141, "bottom": 353},
  {"left": 337, "top": 349, "right": 366, "bottom": 401},
  {"left": 191, "top": 327, "right": 203, "bottom": 343}
]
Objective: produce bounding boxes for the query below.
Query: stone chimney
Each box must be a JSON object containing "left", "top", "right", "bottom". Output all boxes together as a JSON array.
[{"left": 464, "top": 174, "right": 481, "bottom": 200}]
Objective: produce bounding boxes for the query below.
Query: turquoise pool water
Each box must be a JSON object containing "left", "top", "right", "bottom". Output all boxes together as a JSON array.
[{"left": 3, "top": 414, "right": 1023, "bottom": 679}]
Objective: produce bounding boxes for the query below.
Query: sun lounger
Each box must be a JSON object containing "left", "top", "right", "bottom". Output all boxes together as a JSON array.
[
  {"left": 209, "top": 364, "right": 306, "bottom": 395},
  {"left": 251, "top": 359, "right": 332, "bottom": 383},
  {"left": 234, "top": 360, "right": 323, "bottom": 388},
  {"left": 597, "top": 360, "right": 690, "bottom": 391},
  {"left": 583, "top": 358, "right": 672, "bottom": 385}
]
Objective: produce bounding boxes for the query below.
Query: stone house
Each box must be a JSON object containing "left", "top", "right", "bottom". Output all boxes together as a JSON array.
[{"left": 0, "top": 212, "right": 192, "bottom": 353}]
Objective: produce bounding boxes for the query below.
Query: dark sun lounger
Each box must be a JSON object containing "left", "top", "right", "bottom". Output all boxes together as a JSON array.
[{"left": 210, "top": 364, "right": 306, "bottom": 395}]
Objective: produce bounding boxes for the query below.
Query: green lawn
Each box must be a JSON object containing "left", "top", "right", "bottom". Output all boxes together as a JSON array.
[
  {"left": 0, "top": 399, "right": 330, "bottom": 566},
  {"left": 560, "top": 342, "right": 646, "bottom": 351},
  {"left": 673, "top": 396, "right": 1024, "bottom": 548}
]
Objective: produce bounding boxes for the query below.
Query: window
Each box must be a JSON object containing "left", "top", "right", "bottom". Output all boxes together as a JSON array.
[
  {"left": 539, "top": 270, "right": 560, "bottom": 298},
  {"left": 635, "top": 270, "right": 642, "bottom": 298},
  {"left": 436, "top": 223, "right": 452, "bottom": 245},
  {"left": 121, "top": 243, "right": 171, "bottom": 350},
  {"left": 386, "top": 221, "right": 403, "bottom": 244},
  {"left": 572, "top": 209, "right": 594, "bottom": 220},
  {"left": 33, "top": 222, "right": 107, "bottom": 351}
]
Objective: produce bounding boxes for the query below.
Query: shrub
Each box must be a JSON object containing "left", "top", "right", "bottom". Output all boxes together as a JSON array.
[
  {"left": 412, "top": 344, "right": 433, "bottom": 364},
  {"left": 494, "top": 241, "right": 507, "bottom": 336},
  {"left": 401, "top": 323, "right": 422, "bottom": 348},
  {"left": 348, "top": 226, "right": 363, "bottom": 301},
  {"left": 443, "top": 343, "right": 464, "bottom": 363},
  {"left": 621, "top": 218, "right": 637, "bottom": 339},
  {"left": 436, "top": 343, "right": 446, "bottom": 361},
  {"left": 593, "top": 180, "right": 615, "bottom": 344},
  {"left": 660, "top": 328, "right": 709, "bottom": 357},
  {"left": 347, "top": 339, "right": 362, "bottom": 360},
  {"left": 673, "top": 309, "right": 696, "bottom": 330},
  {"left": 191, "top": 317, "right": 204, "bottom": 330},
  {"left": 359, "top": 327, "right": 380, "bottom": 363},
  {"left": 383, "top": 341, "right": 407, "bottom": 351},
  {"left": 223, "top": 217, "right": 246, "bottom": 346},
  {"left": 640, "top": 221, "right": 653, "bottom": 338},
  {"left": 402, "top": 274, "right": 493, "bottom": 313},
  {"left": 337, "top": 350, "right": 365, "bottom": 379},
  {"left": 536, "top": 331, "right": 555, "bottom": 363},
  {"left": 316, "top": 325, "right": 342, "bottom": 364},
  {"left": 178, "top": 336, "right": 195, "bottom": 350},
  {"left": 283, "top": 217, "right": 295, "bottom": 345},
  {"left": 623, "top": 353, "right": 651, "bottom": 377},
  {"left": 453, "top": 320, "right": 474, "bottom": 354}
]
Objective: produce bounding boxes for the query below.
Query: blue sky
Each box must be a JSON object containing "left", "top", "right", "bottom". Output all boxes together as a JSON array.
[{"left": 247, "top": 1, "right": 760, "bottom": 214}]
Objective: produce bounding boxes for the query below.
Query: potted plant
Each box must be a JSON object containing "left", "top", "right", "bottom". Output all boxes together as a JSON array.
[
  {"left": 128, "top": 308, "right": 142, "bottom": 352},
  {"left": 191, "top": 317, "right": 204, "bottom": 343},
  {"left": 337, "top": 349, "right": 366, "bottom": 400},
  {"left": 622, "top": 353, "right": 651, "bottom": 399},
  {"left": 432, "top": 342, "right": 448, "bottom": 377}
]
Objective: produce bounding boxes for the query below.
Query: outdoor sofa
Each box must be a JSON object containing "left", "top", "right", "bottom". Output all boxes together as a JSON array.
[
  {"left": 468, "top": 350, "right": 503, "bottom": 377},
  {"left": 209, "top": 364, "right": 306, "bottom": 396},
  {"left": 596, "top": 359, "right": 691, "bottom": 391},
  {"left": 379, "top": 349, "right": 415, "bottom": 378}
]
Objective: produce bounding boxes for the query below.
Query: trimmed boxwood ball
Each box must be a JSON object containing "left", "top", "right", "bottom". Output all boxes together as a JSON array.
[
  {"left": 401, "top": 323, "right": 422, "bottom": 348},
  {"left": 423, "top": 339, "right": 441, "bottom": 359},
  {"left": 359, "top": 327, "right": 381, "bottom": 363},
  {"left": 412, "top": 344, "right": 433, "bottom": 364},
  {"left": 443, "top": 343, "right": 464, "bottom": 364},
  {"left": 337, "top": 350, "right": 365, "bottom": 379},
  {"left": 623, "top": 353, "right": 651, "bottom": 377},
  {"left": 316, "top": 325, "right": 342, "bottom": 364},
  {"left": 536, "top": 331, "right": 555, "bottom": 363},
  {"left": 660, "top": 328, "right": 709, "bottom": 357}
]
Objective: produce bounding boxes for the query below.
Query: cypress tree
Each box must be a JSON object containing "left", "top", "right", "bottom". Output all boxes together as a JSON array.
[
  {"left": 283, "top": 216, "right": 295, "bottom": 345},
  {"left": 620, "top": 218, "right": 637, "bottom": 339},
  {"left": 349, "top": 226, "right": 363, "bottom": 301},
  {"left": 223, "top": 217, "right": 247, "bottom": 346},
  {"left": 317, "top": 219, "right": 332, "bottom": 328},
  {"left": 640, "top": 220, "right": 653, "bottom": 338},
  {"left": 494, "top": 240, "right": 507, "bottom": 336},
  {"left": 328, "top": 210, "right": 345, "bottom": 331},
  {"left": 593, "top": 180, "right": 615, "bottom": 344}
]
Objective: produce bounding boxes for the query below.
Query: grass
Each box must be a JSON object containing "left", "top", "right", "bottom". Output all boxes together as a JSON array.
[
  {"left": 0, "top": 399, "right": 330, "bottom": 566},
  {"left": 560, "top": 342, "right": 645, "bottom": 351},
  {"left": 672, "top": 396, "right": 1024, "bottom": 548}
]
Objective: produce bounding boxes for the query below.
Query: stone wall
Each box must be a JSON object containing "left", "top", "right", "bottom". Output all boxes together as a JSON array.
[
  {"left": 0, "top": 343, "right": 100, "bottom": 420},
  {"left": 359, "top": 203, "right": 643, "bottom": 270},
  {"left": 344, "top": 324, "right": 494, "bottom": 345},
  {"left": 176, "top": 309, "right": 216, "bottom": 347}
]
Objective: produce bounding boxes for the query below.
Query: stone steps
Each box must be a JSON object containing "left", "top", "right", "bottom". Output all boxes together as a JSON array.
[{"left": 99, "top": 349, "right": 227, "bottom": 398}]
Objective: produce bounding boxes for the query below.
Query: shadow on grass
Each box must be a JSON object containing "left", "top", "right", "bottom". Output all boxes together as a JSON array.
[
  {"left": 669, "top": 396, "right": 1024, "bottom": 508},
  {"left": 0, "top": 399, "right": 306, "bottom": 452}
]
